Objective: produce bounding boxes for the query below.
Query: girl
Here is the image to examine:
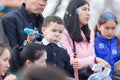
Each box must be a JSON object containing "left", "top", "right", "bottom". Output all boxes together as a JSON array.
[
  {"left": 5, "top": 43, "right": 47, "bottom": 80},
  {"left": 94, "top": 11, "right": 120, "bottom": 77}
]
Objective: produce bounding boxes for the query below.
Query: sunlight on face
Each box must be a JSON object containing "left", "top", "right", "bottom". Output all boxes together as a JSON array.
[{"left": 0, "top": 49, "right": 10, "bottom": 76}]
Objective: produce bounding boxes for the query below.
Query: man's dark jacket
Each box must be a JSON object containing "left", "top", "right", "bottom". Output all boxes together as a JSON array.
[
  {"left": 2, "top": 3, "right": 44, "bottom": 48},
  {"left": 0, "top": 18, "right": 9, "bottom": 45}
]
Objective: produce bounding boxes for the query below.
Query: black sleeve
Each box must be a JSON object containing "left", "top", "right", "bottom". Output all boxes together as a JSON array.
[
  {"left": 2, "top": 16, "right": 18, "bottom": 48},
  {"left": 64, "top": 50, "right": 74, "bottom": 77},
  {"left": 0, "top": 18, "right": 9, "bottom": 45}
]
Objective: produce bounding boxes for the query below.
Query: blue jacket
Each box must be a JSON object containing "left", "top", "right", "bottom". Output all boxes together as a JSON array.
[
  {"left": 94, "top": 32, "right": 120, "bottom": 76},
  {"left": 42, "top": 38, "right": 74, "bottom": 76}
]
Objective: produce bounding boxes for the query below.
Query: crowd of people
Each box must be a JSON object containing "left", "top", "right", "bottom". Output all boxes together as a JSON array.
[{"left": 0, "top": 0, "right": 120, "bottom": 80}]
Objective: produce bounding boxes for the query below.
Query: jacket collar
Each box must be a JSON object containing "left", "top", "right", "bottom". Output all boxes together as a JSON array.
[
  {"left": 96, "top": 31, "right": 116, "bottom": 41},
  {"left": 42, "top": 38, "right": 62, "bottom": 47},
  {"left": 19, "top": 3, "right": 44, "bottom": 24}
]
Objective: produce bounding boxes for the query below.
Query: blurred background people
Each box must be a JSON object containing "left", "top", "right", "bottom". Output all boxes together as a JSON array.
[
  {"left": 43, "top": 0, "right": 70, "bottom": 19},
  {"left": 21, "top": 66, "right": 66, "bottom": 80},
  {"left": 88, "top": 73, "right": 112, "bottom": 80}
]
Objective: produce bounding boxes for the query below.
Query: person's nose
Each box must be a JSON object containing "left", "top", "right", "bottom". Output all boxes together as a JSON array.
[
  {"left": 108, "top": 29, "right": 113, "bottom": 34},
  {"left": 39, "top": 0, "right": 47, "bottom": 6},
  {"left": 6, "top": 61, "right": 10, "bottom": 68},
  {"left": 55, "top": 32, "right": 60, "bottom": 37},
  {"left": 86, "top": 10, "right": 90, "bottom": 16}
]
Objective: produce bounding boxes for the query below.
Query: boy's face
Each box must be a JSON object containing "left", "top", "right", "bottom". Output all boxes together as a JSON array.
[
  {"left": 42, "top": 22, "right": 64, "bottom": 43},
  {"left": 77, "top": 4, "right": 90, "bottom": 26}
]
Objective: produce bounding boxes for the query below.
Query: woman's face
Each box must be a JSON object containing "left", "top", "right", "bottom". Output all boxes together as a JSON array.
[
  {"left": 97, "top": 20, "right": 117, "bottom": 39},
  {"left": 33, "top": 51, "right": 47, "bottom": 67},
  {"left": 0, "top": 49, "right": 10, "bottom": 76},
  {"left": 77, "top": 4, "right": 90, "bottom": 27}
]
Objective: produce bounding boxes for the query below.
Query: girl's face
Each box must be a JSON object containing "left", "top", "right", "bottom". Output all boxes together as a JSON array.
[
  {"left": 42, "top": 22, "right": 64, "bottom": 43},
  {"left": 33, "top": 51, "right": 47, "bottom": 67},
  {"left": 0, "top": 49, "right": 10, "bottom": 76},
  {"left": 97, "top": 20, "right": 117, "bottom": 39},
  {"left": 77, "top": 4, "right": 90, "bottom": 27},
  {"left": 25, "top": 51, "right": 47, "bottom": 68}
]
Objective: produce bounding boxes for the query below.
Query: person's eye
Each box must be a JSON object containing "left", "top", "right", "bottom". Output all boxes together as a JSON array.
[
  {"left": 111, "top": 27, "right": 115, "bottom": 30},
  {"left": 52, "top": 30, "right": 56, "bottom": 32},
  {"left": 105, "top": 27, "right": 109, "bottom": 30},
  {"left": 3, "top": 58, "right": 9, "bottom": 61},
  {"left": 82, "top": 8, "right": 87, "bottom": 11},
  {"left": 43, "top": 0, "right": 47, "bottom": 2},
  {"left": 59, "top": 31, "right": 63, "bottom": 33}
]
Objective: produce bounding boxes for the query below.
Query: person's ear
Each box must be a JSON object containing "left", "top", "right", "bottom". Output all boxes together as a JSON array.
[
  {"left": 42, "top": 26, "right": 46, "bottom": 35},
  {"left": 25, "top": 59, "right": 33, "bottom": 68},
  {"left": 96, "top": 24, "right": 101, "bottom": 31}
]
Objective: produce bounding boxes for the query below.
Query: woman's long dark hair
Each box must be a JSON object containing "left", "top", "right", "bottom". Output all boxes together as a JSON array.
[
  {"left": 64, "top": 0, "right": 90, "bottom": 42},
  {"left": 10, "top": 43, "right": 46, "bottom": 73}
]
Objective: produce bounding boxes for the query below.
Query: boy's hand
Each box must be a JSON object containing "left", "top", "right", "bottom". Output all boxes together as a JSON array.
[{"left": 27, "top": 33, "right": 35, "bottom": 43}]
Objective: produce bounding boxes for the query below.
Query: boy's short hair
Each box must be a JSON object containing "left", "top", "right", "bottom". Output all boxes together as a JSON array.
[{"left": 42, "top": 16, "right": 64, "bottom": 27}]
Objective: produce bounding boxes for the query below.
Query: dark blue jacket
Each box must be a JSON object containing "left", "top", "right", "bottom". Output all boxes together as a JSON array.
[
  {"left": 2, "top": 3, "right": 44, "bottom": 48},
  {"left": 45, "top": 43, "right": 74, "bottom": 76},
  {"left": 95, "top": 32, "right": 120, "bottom": 76}
]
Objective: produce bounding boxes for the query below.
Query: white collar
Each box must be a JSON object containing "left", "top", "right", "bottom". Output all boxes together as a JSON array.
[{"left": 42, "top": 38, "right": 62, "bottom": 47}]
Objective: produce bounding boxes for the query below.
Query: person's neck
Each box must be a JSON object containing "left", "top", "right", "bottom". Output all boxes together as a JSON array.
[{"left": 24, "top": 4, "right": 39, "bottom": 16}]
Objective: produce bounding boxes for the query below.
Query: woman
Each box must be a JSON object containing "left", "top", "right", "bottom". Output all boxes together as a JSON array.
[
  {"left": 0, "top": 43, "right": 11, "bottom": 80},
  {"left": 60, "top": 0, "right": 110, "bottom": 79},
  {"left": 5, "top": 43, "right": 47, "bottom": 80}
]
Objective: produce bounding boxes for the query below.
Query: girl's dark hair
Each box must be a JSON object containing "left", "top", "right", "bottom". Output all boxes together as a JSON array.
[
  {"left": 42, "top": 16, "right": 64, "bottom": 27},
  {"left": 0, "top": 42, "right": 10, "bottom": 56},
  {"left": 64, "top": 0, "right": 90, "bottom": 42},
  {"left": 10, "top": 43, "right": 46, "bottom": 73},
  {"left": 95, "top": 11, "right": 118, "bottom": 37}
]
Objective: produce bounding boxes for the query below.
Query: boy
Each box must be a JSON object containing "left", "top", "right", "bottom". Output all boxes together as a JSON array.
[{"left": 26, "top": 16, "right": 74, "bottom": 77}]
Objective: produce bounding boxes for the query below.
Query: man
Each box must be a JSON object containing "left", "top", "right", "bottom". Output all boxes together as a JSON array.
[
  {"left": 0, "top": 18, "right": 9, "bottom": 45},
  {"left": 2, "top": 0, "right": 47, "bottom": 48}
]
